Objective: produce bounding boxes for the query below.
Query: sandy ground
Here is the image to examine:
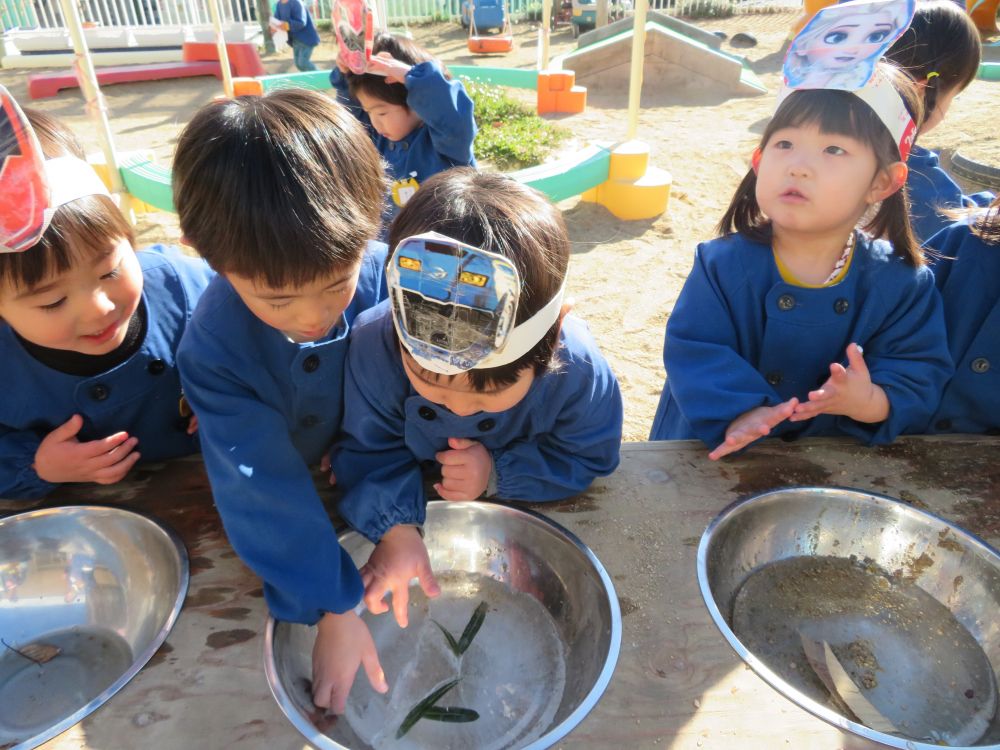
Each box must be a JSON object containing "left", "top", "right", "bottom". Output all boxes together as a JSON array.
[{"left": 2, "top": 12, "right": 998, "bottom": 441}]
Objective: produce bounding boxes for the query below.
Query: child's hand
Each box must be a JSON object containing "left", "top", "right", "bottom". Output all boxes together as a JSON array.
[
  {"left": 434, "top": 437, "right": 492, "bottom": 500},
  {"left": 186, "top": 414, "right": 199, "bottom": 435},
  {"left": 366, "top": 52, "right": 412, "bottom": 84},
  {"left": 709, "top": 398, "right": 799, "bottom": 461},
  {"left": 360, "top": 525, "right": 440, "bottom": 627},
  {"left": 33, "top": 414, "right": 141, "bottom": 484},
  {"left": 790, "top": 344, "right": 890, "bottom": 424},
  {"left": 319, "top": 453, "right": 337, "bottom": 486},
  {"left": 311, "top": 610, "right": 387, "bottom": 714}
]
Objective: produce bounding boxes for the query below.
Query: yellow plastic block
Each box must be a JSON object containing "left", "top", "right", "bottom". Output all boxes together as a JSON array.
[
  {"left": 88, "top": 150, "right": 154, "bottom": 214},
  {"left": 607, "top": 140, "right": 650, "bottom": 181},
  {"left": 581, "top": 141, "right": 670, "bottom": 220}
]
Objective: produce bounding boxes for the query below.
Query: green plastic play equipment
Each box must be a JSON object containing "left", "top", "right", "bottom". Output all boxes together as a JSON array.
[
  {"left": 980, "top": 62, "right": 1000, "bottom": 81},
  {"left": 120, "top": 65, "right": 608, "bottom": 208}
]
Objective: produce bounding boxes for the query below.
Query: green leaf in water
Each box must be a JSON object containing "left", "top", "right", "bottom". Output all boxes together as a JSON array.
[
  {"left": 456, "top": 600, "right": 488, "bottom": 655},
  {"left": 432, "top": 620, "right": 462, "bottom": 657},
  {"left": 396, "top": 678, "right": 461, "bottom": 739},
  {"left": 422, "top": 706, "right": 480, "bottom": 723}
]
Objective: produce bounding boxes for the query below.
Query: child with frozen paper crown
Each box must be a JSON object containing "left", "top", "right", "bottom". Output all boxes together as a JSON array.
[{"left": 649, "top": 0, "right": 952, "bottom": 457}]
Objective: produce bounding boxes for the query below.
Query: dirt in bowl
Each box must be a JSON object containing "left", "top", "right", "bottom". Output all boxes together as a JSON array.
[{"left": 730, "top": 555, "right": 998, "bottom": 746}]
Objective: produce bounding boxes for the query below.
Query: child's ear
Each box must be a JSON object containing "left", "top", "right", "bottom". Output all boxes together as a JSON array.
[
  {"left": 867, "top": 162, "right": 909, "bottom": 204},
  {"left": 750, "top": 147, "right": 762, "bottom": 174}
]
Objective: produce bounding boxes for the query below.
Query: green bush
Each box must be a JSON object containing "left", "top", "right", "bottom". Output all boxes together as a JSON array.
[{"left": 464, "top": 79, "right": 568, "bottom": 170}]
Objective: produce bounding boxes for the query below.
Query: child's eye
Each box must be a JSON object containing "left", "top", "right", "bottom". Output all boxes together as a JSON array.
[
  {"left": 823, "top": 31, "right": 848, "bottom": 44},
  {"left": 824, "top": 145, "right": 847, "bottom": 155},
  {"left": 40, "top": 298, "right": 66, "bottom": 311},
  {"left": 269, "top": 302, "right": 291, "bottom": 310},
  {"left": 101, "top": 267, "right": 120, "bottom": 280},
  {"left": 774, "top": 140, "right": 793, "bottom": 150},
  {"left": 327, "top": 285, "right": 349, "bottom": 296}
]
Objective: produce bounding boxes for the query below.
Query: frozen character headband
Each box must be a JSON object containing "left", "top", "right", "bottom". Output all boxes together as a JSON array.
[
  {"left": 388, "top": 231, "right": 566, "bottom": 376},
  {"left": 780, "top": 0, "right": 917, "bottom": 159},
  {"left": 333, "top": 0, "right": 376, "bottom": 74},
  {"left": 0, "top": 85, "right": 110, "bottom": 254}
]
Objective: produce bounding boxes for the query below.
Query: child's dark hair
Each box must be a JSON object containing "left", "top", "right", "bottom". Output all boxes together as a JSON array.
[
  {"left": 970, "top": 194, "right": 1000, "bottom": 245},
  {"left": 0, "top": 110, "right": 132, "bottom": 291},
  {"left": 885, "top": 0, "right": 981, "bottom": 123},
  {"left": 172, "top": 89, "right": 387, "bottom": 287},
  {"left": 718, "top": 63, "right": 924, "bottom": 266},
  {"left": 346, "top": 33, "right": 447, "bottom": 108},
  {"left": 388, "top": 168, "right": 569, "bottom": 392}
]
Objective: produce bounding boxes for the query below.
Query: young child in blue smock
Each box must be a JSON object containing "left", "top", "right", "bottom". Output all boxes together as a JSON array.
[
  {"left": 885, "top": 0, "right": 993, "bottom": 243},
  {"left": 271, "top": 0, "right": 320, "bottom": 72},
  {"left": 329, "top": 33, "right": 477, "bottom": 225},
  {"left": 172, "top": 90, "right": 439, "bottom": 715},
  {"left": 922, "top": 196, "right": 1000, "bottom": 433},
  {"left": 0, "top": 98, "right": 212, "bottom": 500},
  {"left": 649, "top": 56, "right": 952, "bottom": 458},
  {"left": 329, "top": 168, "right": 623, "bottom": 602}
]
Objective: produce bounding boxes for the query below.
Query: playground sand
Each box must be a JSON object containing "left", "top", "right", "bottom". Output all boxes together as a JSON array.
[{"left": 2, "top": 10, "right": 997, "bottom": 442}]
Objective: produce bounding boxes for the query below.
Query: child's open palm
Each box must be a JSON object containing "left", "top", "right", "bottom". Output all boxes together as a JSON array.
[
  {"left": 709, "top": 397, "right": 799, "bottom": 461},
  {"left": 790, "top": 343, "right": 890, "bottom": 424},
  {"left": 360, "top": 525, "right": 440, "bottom": 628},
  {"left": 311, "top": 610, "right": 387, "bottom": 714}
]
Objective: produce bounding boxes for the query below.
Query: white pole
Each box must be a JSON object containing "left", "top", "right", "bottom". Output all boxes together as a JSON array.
[
  {"left": 625, "top": 0, "right": 647, "bottom": 140},
  {"left": 55, "top": 0, "right": 125, "bottom": 194},
  {"left": 540, "top": 0, "right": 551, "bottom": 69},
  {"left": 207, "top": 0, "right": 234, "bottom": 97}
]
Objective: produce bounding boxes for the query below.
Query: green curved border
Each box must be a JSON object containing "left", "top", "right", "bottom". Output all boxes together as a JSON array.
[
  {"left": 979, "top": 62, "right": 1000, "bottom": 81},
  {"left": 121, "top": 67, "right": 606, "bottom": 209}
]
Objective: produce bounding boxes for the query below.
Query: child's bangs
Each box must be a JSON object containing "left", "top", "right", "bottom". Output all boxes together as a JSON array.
[
  {"left": 0, "top": 194, "right": 132, "bottom": 291},
  {"left": 765, "top": 90, "right": 890, "bottom": 157}
]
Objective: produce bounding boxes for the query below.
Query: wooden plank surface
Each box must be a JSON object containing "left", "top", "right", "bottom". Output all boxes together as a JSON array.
[{"left": 7, "top": 435, "right": 997, "bottom": 749}]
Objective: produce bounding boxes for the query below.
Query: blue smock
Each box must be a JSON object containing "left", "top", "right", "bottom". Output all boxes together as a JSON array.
[
  {"left": 330, "top": 302, "right": 623, "bottom": 542},
  {"left": 650, "top": 232, "right": 953, "bottom": 448},
  {"left": 924, "top": 219, "right": 1000, "bottom": 434},
  {"left": 176, "top": 243, "right": 387, "bottom": 624}
]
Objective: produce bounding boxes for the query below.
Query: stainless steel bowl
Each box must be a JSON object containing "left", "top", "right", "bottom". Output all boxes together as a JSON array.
[
  {"left": 265, "top": 500, "right": 621, "bottom": 749},
  {"left": 0, "top": 505, "right": 188, "bottom": 749},
  {"left": 698, "top": 486, "right": 1000, "bottom": 749}
]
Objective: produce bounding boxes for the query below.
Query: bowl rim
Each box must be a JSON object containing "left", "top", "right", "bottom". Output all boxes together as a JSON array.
[
  {"left": 263, "top": 498, "right": 622, "bottom": 750},
  {"left": 695, "top": 484, "right": 1000, "bottom": 750},
  {"left": 0, "top": 503, "right": 190, "bottom": 750}
]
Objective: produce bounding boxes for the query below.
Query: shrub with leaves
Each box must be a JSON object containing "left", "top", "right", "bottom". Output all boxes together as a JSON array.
[{"left": 464, "top": 79, "right": 568, "bottom": 170}]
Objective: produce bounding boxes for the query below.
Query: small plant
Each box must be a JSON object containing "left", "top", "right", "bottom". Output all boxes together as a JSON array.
[
  {"left": 464, "top": 80, "right": 568, "bottom": 170},
  {"left": 678, "top": 0, "right": 734, "bottom": 19}
]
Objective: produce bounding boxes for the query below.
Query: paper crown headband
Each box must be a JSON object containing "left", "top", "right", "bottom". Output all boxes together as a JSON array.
[
  {"left": 780, "top": 0, "right": 917, "bottom": 159},
  {"left": 387, "top": 231, "right": 565, "bottom": 376},
  {"left": 0, "top": 85, "right": 111, "bottom": 254},
  {"left": 333, "top": 0, "right": 376, "bottom": 74}
]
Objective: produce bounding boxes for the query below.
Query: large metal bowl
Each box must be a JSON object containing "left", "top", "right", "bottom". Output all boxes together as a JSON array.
[
  {"left": 0, "top": 505, "right": 188, "bottom": 749},
  {"left": 698, "top": 486, "right": 1000, "bottom": 749},
  {"left": 265, "top": 500, "right": 621, "bottom": 749}
]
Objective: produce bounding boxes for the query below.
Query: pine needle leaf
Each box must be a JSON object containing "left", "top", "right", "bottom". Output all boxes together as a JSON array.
[
  {"left": 456, "top": 600, "right": 488, "bottom": 655},
  {"left": 396, "top": 678, "right": 461, "bottom": 739},
  {"left": 432, "top": 620, "right": 462, "bottom": 657},
  {"left": 422, "top": 706, "right": 480, "bottom": 723}
]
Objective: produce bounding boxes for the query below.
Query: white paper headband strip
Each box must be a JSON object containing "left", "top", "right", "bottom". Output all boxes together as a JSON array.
[{"left": 402, "top": 283, "right": 566, "bottom": 376}]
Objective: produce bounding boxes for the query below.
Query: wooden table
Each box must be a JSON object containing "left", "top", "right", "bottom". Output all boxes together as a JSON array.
[{"left": 13, "top": 435, "right": 999, "bottom": 749}]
